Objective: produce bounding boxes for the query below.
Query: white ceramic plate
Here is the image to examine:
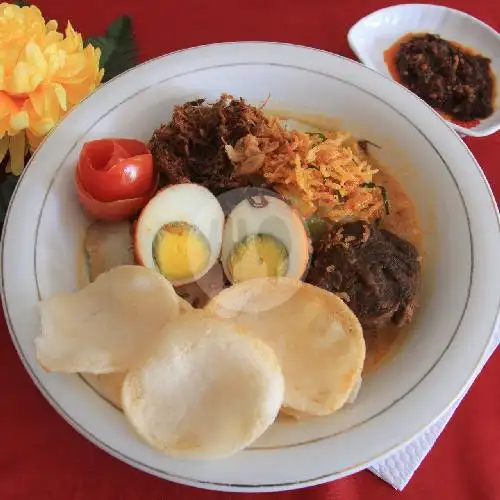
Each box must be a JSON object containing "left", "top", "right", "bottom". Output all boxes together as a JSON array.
[
  {"left": 347, "top": 4, "right": 500, "bottom": 137},
  {"left": 2, "top": 42, "right": 500, "bottom": 492}
]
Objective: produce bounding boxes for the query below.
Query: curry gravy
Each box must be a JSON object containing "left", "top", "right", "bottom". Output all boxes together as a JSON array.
[
  {"left": 269, "top": 110, "right": 423, "bottom": 375},
  {"left": 363, "top": 162, "right": 423, "bottom": 374},
  {"left": 365, "top": 161, "right": 423, "bottom": 373}
]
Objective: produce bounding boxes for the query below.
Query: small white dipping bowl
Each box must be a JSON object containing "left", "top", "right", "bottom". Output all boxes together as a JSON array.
[{"left": 348, "top": 4, "right": 500, "bottom": 137}]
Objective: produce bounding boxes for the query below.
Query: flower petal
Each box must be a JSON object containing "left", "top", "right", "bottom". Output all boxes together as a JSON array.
[
  {"left": 10, "top": 62, "right": 32, "bottom": 93},
  {"left": 9, "top": 110, "right": 29, "bottom": 134},
  {"left": 46, "top": 20, "right": 58, "bottom": 33},
  {"left": 26, "top": 129, "right": 43, "bottom": 150},
  {"left": 0, "top": 92, "right": 18, "bottom": 121},
  {"left": 27, "top": 83, "right": 63, "bottom": 124},
  {"left": 53, "top": 83, "right": 67, "bottom": 111},
  {"left": 25, "top": 41, "right": 47, "bottom": 74},
  {"left": 29, "top": 117, "right": 56, "bottom": 136},
  {"left": 28, "top": 86, "right": 45, "bottom": 118}
]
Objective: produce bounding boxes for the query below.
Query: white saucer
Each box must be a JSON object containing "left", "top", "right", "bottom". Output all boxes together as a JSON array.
[{"left": 348, "top": 4, "right": 500, "bottom": 137}]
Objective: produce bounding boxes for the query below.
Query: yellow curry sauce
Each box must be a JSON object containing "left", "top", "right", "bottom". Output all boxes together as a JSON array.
[{"left": 364, "top": 168, "right": 423, "bottom": 374}]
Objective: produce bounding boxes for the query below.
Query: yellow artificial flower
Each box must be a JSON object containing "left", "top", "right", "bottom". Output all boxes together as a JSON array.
[{"left": 0, "top": 3, "right": 104, "bottom": 172}]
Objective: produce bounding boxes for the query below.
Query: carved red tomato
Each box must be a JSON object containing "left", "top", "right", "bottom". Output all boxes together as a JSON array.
[{"left": 75, "top": 138, "right": 157, "bottom": 221}]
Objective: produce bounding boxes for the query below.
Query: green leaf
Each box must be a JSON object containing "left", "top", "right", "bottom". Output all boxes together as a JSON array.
[
  {"left": 305, "top": 216, "right": 331, "bottom": 243},
  {"left": 13, "top": 1, "right": 31, "bottom": 6},
  {"left": 379, "top": 185, "right": 390, "bottom": 215},
  {"left": 106, "top": 15, "right": 132, "bottom": 40},
  {"left": 306, "top": 132, "right": 326, "bottom": 142},
  {"left": 86, "top": 15, "right": 138, "bottom": 83}
]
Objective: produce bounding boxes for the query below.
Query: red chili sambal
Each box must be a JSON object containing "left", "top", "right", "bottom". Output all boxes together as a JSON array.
[{"left": 384, "top": 33, "right": 495, "bottom": 127}]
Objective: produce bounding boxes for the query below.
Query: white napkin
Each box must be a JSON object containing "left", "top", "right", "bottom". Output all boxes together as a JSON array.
[{"left": 368, "top": 332, "right": 499, "bottom": 490}]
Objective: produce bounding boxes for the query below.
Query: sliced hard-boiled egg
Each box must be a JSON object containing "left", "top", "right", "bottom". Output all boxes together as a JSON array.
[
  {"left": 221, "top": 194, "right": 311, "bottom": 284},
  {"left": 134, "top": 184, "right": 224, "bottom": 286}
]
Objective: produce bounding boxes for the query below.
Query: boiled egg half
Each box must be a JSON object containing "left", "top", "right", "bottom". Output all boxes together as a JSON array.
[
  {"left": 134, "top": 184, "right": 224, "bottom": 286},
  {"left": 221, "top": 195, "right": 311, "bottom": 284}
]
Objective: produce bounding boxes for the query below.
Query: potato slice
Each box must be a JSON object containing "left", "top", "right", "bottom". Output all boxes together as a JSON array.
[
  {"left": 36, "top": 265, "right": 180, "bottom": 374},
  {"left": 84, "top": 221, "right": 134, "bottom": 282},
  {"left": 206, "top": 278, "right": 365, "bottom": 416},
  {"left": 122, "top": 311, "right": 284, "bottom": 459}
]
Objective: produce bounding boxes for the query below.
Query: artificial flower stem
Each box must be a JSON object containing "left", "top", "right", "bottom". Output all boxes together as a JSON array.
[
  {"left": 0, "top": 136, "right": 9, "bottom": 165},
  {"left": 8, "top": 132, "right": 26, "bottom": 176}
]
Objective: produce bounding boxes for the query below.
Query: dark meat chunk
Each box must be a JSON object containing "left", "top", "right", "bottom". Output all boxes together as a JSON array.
[
  {"left": 306, "top": 221, "right": 420, "bottom": 331},
  {"left": 148, "top": 95, "right": 270, "bottom": 193},
  {"left": 395, "top": 34, "right": 494, "bottom": 121}
]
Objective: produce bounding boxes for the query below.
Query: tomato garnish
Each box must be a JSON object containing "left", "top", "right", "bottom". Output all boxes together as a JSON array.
[
  {"left": 75, "top": 138, "right": 157, "bottom": 221},
  {"left": 77, "top": 139, "right": 154, "bottom": 202},
  {"left": 75, "top": 173, "right": 159, "bottom": 222}
]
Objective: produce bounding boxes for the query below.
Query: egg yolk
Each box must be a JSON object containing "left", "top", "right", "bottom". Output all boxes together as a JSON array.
[
  {"left": 153, "top": 222, "right": 210, "bottom": 281},
  {"left": 228, "top": 234, "right": 289, "bottom": 283}
]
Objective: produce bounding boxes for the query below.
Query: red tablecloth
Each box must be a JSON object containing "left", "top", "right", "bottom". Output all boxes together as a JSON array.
[{"left": 1, "top": 1, "right": 499, "bottom": 499}]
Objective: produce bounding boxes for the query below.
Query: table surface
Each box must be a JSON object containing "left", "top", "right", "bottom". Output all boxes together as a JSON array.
[{"left": 1, "top": 1, "right": 499, "bottom": 499}]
